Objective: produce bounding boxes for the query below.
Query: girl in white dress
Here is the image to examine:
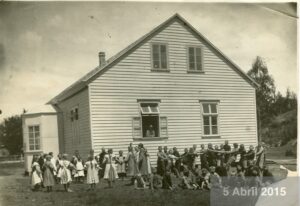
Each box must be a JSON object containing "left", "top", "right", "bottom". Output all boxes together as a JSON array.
[
  {"left": 58, "top": 154, "right": 75, "bottom": 192},
  {"left": 116, "top": 150, "right": 126, "bottom": 180},
  {"left": 103, "top": 148, "right": 118, "bottom": 188},
  {"left": 74, "top": 157, "right": 85, "bottom": 183},
  {"left": 31, "top": 156, "right": 43, "bottom": 191},
  {"left": 85, "top": 156, "right": 99, "bottom": 190}
]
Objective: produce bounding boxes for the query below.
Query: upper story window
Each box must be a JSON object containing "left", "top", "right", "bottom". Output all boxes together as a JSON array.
[
  {"left": 188, "top": 46, "right": 203, "bottom": 71},
  {"left": 201, "top": 102, "right": 219, "bottom": 136},
  {"left": 28, "top": 125, "right": 40, "bottom": 151},
  {"left": 70, "top": 107, "right": 79, "bottom": 122},
  {"left": 152, "top": 43, "right": 168, "bottom": 70}
]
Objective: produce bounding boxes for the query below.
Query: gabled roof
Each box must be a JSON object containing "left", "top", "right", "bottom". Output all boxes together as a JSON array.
[{"left": 48, "top": 13, "right": 258, "bottom": 105}]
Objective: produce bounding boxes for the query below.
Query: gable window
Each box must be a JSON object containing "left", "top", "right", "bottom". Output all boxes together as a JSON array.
[
  {"left": 28, "top": 125, "right": 40, "bottom": 151},
  {"left": 201, "top": 102, "right": 219, "bottom": 136},
  {"left": 188, "top": 46, "right": 203, "bottom": 71},
  {"left": 152, "top": 43, "right": 168, "bottom": 70},
  {"left": 132, "top": 101, "right": 168, "bottom": 139},
  {"left": 70, "top": 107, "right": 79, "bottom": 121}
]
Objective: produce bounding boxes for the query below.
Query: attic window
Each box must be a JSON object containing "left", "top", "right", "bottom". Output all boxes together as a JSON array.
[
  {"left": 188, "top": 46, "right": 203, "bottom": 71},
  {"left": 152, "top": 43, "right": 168, "bottom": 70},
  {"left": 70, "top": 106, "right": 79, "bottom": 121}
]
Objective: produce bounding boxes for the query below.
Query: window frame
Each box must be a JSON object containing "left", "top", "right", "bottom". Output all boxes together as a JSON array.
[
  {"left": 150, "top": 42, "right": 170, "bottom": 72},
  {"left": 139, "top": 101, "right": 160, "bottom": 138},
  {"left": 132, "top": 100, "right": 168, "bottom": 140},
  {"left": 186, "top": 45, "right": 204, "bottom": 73},
  {"left": 28, "top": 124, "right": 41, "bottom": 151},
  {"left": 200, "top": 100, "right": 220, "bottom": 138},
  {"left": 70, "top": 106, "right": 79, "bottom": 122}
]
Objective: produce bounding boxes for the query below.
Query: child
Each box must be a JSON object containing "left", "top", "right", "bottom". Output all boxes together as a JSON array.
[
  {"left": 149, "top": 167, "right": 162, "bottom": 190},
  {"left": 49, "top": 152, "right": 57, "bottom": 180},
  {"left": 42, "top": 155, "right": 56, "bottom": 192},
  {"left": 103, "top": 148, "right": 118, "bottom": 188},
  {"left": 58, "top": 154, "right": 74, "bottom": 192},
  {"left": 85, "top": 155, "right": 99, "bottom": 190},
  {"left": 31, "top": 156, "right": 43, "bottom": 191},
  {"left": 162, "top": 158, "right": 173, "bottom": 190},
  {"left": 56, "top": 153, "right": 63, "bottom": 184},
  {"left": 74, "top": 157, "right": 85, "bottom": 183},
  {"left": 181, "top": 170, "right": 198, "bottom": 190},
  {"left": 116, "top": 150, "right": 126, "bottom": 180},
  {"left": 209, "top": 166, "right": 222, "bottom": 189},
  {"left": 199, "top": 168, "right": 210, "bottom": 190},
  {"left": 236, "top": 164, "right": 246, "bottom": 187}
]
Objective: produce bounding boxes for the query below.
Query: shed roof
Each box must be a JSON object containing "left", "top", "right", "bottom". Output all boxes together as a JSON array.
[
  {"left": 48, "top": 13, "right": 258, "bottom": 105},
  {"left": 22, "top": 105, "right": 57, "bottom": 116}
]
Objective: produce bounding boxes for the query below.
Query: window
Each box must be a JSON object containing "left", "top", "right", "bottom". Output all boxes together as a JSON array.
[
  {"left": 70, "top": 107, "right": 79, "bottom": 121},
  {"left": 188, "top": 46, "right": 203, "bottom": 71},
  {"left": 70, "top": 106, "right": 80, "bottom": 144},
  {"left": 202, "top": 103, "right": 219, "bottom": 136},
  {"left": 132, "top": 101, "right": 168, "bottom": 139},
  {"left": 152, "top": 43, "right": 168, "bottom": 69},
  {"left": 28, "top": 125, "right": 40, "bottom": 151}
]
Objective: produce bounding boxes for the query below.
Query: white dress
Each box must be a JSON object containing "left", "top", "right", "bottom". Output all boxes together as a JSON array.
[
  {"left": 58, "top": 160, "right": 72, "bottom": 184},
  {"left": 74, "top": 160, "right": 85, "bottom": 177},
  {"left": 50, "top": 157, "right": 57, "bottom": 176},
  {"left": 31, "top": 162, "right": 42, "bottom": 186},
  {"left": 103, "top": 154, "right": 119, "bottom": 180},
  {"left": 85, "top": 160, "right": 99, "bottom": 184}
]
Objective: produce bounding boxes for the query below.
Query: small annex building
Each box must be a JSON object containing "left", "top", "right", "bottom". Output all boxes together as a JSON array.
[
  {"left": 22, "top": 105, "right": 59, "bottom": 173},
  {"left": 48, "top": 14, "right": 258, "bottom": 164}
]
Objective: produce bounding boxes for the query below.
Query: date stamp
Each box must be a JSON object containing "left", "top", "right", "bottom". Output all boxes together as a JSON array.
[{"left": 222, "top": 186, "right": 287, "bottom": 197}]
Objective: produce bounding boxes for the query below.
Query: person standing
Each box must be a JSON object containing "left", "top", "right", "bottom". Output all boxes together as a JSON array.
[
  {"left": 223, "top": 140, "right": 231, "bottom": 164},
  {"left": 116, "top": 150, "right": 126, "bottom": 180},
  {"left": 98, "top": 147, "right": 107, "bottom": 179},
  {"left": 126, "top": 146, "right": 136, "bottom": 185},
  {"left": 42, "top": 155, "right": 56, "bottom": 192},
  {"left": 85, "top": 155, "right": 99, "bottom": 190},
  {"left": 31, "top": 156, "right": 43, "bottom": 191},
  {"left": 255, "top": 143, "right": 265, "bottom": 177},
  {"left": 192, "top": 144, "right": 201, "bottom": 169},
  {"left": 157, "top": 146, "right": 166, "bottom": 176},
  {"left": 103, "top": 149, "right": 118, "bottom": 188},
  {"left": 58, "top": 154, "right": 74, "bottom": 192}
]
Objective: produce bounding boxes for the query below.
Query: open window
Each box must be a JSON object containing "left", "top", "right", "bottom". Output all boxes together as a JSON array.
[{"left": 132, "top": 101, "right": 168, "bottom": 139}]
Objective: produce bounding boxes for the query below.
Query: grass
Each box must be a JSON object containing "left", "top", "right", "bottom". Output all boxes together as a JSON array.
[{"left": 0, "top": 148, "right": 295, "bottom": 206}]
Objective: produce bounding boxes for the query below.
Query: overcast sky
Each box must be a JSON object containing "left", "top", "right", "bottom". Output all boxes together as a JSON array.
[{"left": 0, "top": 2, "right": 297, "bottom": 122}]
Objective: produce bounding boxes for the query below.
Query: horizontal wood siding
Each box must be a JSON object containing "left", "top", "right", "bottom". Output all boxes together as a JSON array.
[
  {"left": 57, "top": 88, "right": 92, "bottom": 158},
  {"left": 89, "top": 19, "right": 257, "bottom": 164}
]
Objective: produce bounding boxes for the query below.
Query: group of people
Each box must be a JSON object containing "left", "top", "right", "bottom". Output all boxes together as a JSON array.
[{"left": 30, "top": 141, "right": 271, "bottom": 192}]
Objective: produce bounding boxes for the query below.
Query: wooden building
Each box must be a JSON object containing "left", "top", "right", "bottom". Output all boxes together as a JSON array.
[
  {"left": 22, "top": 105, "right": 59, "bottom": 173},
  {"left": 48, "top": 14, "right": 258, "bottom": 163}
]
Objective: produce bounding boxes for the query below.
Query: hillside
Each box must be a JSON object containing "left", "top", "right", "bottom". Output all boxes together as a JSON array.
[{"left": 262, "top": 109, "right": 297, "bottom": 148}]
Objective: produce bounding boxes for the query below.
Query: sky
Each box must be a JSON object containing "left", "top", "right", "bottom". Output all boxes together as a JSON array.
[{"left": 0, "top": 2, "right": 297, "bottom": 122}]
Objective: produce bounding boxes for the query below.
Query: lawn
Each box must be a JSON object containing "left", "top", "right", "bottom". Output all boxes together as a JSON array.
[
  {"left": 0, "top": 153, "right": 295, "bottom": 206},
  {"left": 0, "top": 162, "right": 210, "bottom": 206}
]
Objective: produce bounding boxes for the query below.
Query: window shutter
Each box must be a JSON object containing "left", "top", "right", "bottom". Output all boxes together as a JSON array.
[
  {"left": 132, "top": 117, "right": 141, "bottom": 138},
  {"left": 160, "top": 116, "right": 168, "bottom": 137}
]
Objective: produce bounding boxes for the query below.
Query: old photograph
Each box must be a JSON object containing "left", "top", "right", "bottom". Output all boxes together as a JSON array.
[{"left": 0, "top": 1, "right": 298, "bottom": 206}]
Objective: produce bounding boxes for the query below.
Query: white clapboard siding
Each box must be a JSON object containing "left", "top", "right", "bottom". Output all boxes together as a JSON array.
[
  {"left": 88, "top": 19, "right": 257, "bottom": 164},
  {"left": 57, "top": 88, "right": 92, "bottom": 158}
]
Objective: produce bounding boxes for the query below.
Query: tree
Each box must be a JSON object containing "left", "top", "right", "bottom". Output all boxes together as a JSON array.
[
  {"left": 0, "top": 115, "right": 23, "bottom": 155},
  {"left": 247, "top": 56, "right": 276, "bottom": 139}
]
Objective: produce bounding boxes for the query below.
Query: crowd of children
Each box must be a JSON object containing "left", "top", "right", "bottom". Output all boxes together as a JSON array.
[{"left": 30, "top": 141, "right": 273, "bottom": 192}]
